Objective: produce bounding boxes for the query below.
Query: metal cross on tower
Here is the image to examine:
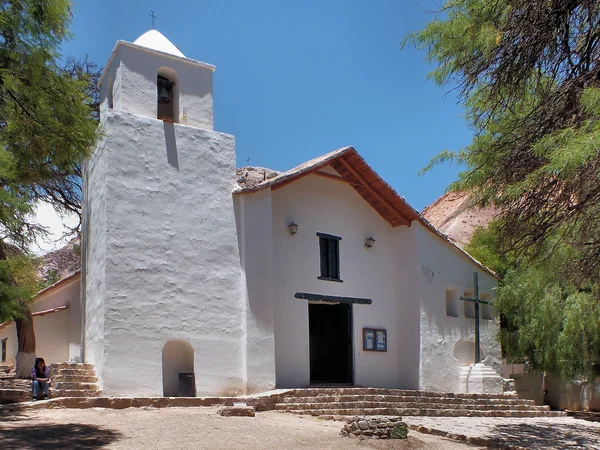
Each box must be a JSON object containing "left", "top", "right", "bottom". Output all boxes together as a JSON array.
[
  {"left": 150, "top": 10, "right": 158, "bottom": 29},
  {"left": 245, "top": 157, "right": 251, "bottom": 167},
  {"left": 460, "top": 272, "right": 491, "bottom": 364}
]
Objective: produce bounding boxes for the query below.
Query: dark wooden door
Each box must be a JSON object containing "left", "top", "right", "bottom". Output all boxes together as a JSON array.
[{"left": 309, "top": 303, "right": 353, "bottom": 384}]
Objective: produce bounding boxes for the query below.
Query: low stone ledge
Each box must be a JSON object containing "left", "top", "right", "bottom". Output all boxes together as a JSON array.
[
  {"left": 217, "top": 406, "right": 255, "bottom": 417},
  {"left": 407, "top": 424, "right": 529, "bottom": 450},
  {"left": 341, "top": 415, "right": 407, "bottom": 439},
  {"left": 0, "top": 389, "right": 30, "bottom": 404}
]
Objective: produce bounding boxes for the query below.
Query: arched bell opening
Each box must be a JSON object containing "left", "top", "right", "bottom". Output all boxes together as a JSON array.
[{"left": 157, "top": 67, "right": 179, "bottom": 122}]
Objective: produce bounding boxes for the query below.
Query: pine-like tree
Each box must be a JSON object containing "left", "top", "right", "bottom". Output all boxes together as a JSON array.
[{"left": 0, "top": 1, "right": 98, "bottom": 376}]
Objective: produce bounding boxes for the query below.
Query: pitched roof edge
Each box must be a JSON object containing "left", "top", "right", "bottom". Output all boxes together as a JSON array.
[
  {"left": 35, "top": 270, "right": 81, "bottom": 299},
  {"left": 232, "top": 146, "right": 354, "bottom": 194}
]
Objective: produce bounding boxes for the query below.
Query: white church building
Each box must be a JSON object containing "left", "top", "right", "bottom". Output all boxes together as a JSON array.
[{"left": 2, "top": 30, "right": 501, "bottom": 398}]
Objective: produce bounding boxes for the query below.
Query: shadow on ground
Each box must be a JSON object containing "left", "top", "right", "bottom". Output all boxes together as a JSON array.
[
  {"left": 487, "top": 423, "right": 600, "bottom": 449},
  {"left": 0, "top": 423, "right": 123, "bottom": 449},
  {"left": 568, "top": 411, "right": 600, "bottom": 423},
  {"left": 0, "top": 405, "right": 31, "bottom": 423}
]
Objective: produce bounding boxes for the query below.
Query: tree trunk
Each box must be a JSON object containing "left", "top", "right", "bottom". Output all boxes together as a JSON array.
[{"left": 15, "top": 301, "right": 36, "bottom": 378}]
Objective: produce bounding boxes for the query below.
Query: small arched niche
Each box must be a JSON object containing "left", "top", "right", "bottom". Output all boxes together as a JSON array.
[
  {"left": 453, "top": 340, "right": 487, "bottom": 366},
  {"left": 157, "top": 67, "right": 179, "bottom": 122},
  {"left": 162, "top": 339, "right": 194, "bottom": 397}
]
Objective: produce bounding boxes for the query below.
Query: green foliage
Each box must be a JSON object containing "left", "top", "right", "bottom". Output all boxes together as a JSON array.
[
  {"left": 0, "top": 253, "right": 42, "bottom": 322},
  {"left": 390, "top": 423, "right": 409, "bottom": 440},
  {"left": 45, "top": 269, "right": 61, "bottom": 287},
  {"left": 464, "top": 221, "right": 512, "bottom": 277},
  {"left": 0, "top": 1, "right": 98, "bottom": 248},
  {"left": 409, "top": 0, "right": 600, "bottom": 378},
  {"left": 465, "top": 224, "right": 600, "bottom": 378},
  {"left": 0, "top": 2, "right": 98, "bottom": 325}
]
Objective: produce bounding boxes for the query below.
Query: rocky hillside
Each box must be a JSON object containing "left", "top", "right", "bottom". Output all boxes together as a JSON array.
[
  {"left": 236, "top": 166, "right": 279, "bottom": 189},
  {"left": 37, "top": 236, "right": 81, "bottom": 286},
  {"left": 422, "top": 191, "right": 498, "bottom": 248}
]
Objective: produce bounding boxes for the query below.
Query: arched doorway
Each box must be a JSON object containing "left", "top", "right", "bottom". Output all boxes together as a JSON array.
[{"left": 162, "top": 339, "right": 194, "bottom": 397}]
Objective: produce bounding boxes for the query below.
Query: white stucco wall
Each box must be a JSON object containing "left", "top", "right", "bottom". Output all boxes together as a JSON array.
[
  {"left": 0, "top": 324, "right": 17, "bottom": 366},
  {"left": 85, "top": 110, "right": 244, "bottom": 397},
  {"left": 270, "top": 171, "right": 421, "bottom": 389},
  {"left": 234, "top": 191, "right": 277, "bottom": 393},
  {"left": 100, "top": 44, "right": 214, "bottom": 130},
  {"left": 415, "top": 223, "right": 500, "bottom": 392},
  {"left": 30, "top": 276, "right": 81, "bottom": 362},
  {"left": 0, "top": 275, "right": 81, "bottom": 367},
  {"left": 32, "top": 310, "right": 70, "bottom": 365},
  {"left": 82, "top": 137, "right": 108, "bottom": 387}
]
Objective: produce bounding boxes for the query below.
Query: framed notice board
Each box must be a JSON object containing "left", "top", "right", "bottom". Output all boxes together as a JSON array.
[{"left": 363, "top": 328, "right": 387, "bottom": 352}]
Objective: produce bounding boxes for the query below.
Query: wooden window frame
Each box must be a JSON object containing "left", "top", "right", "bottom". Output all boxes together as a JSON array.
[{"left": 317, "top": 232, "right": 342, "bottom": 282}]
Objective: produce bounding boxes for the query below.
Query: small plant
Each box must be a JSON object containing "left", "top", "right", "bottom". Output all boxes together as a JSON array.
[{"left": 390, "top": 423, "right": 409, "bottom": 440}]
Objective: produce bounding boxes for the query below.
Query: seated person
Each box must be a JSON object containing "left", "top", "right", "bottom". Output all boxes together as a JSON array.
[{"left": 31, "top": 357, "right": 50, "bottom": 401}]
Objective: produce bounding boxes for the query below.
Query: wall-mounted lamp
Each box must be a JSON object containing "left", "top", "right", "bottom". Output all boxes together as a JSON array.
[
  {"left": 365, "top": 236, "right": 376, "bottom": 248},
  {"left": 288, "top": 222, "right": 298, "bottom": 236}
]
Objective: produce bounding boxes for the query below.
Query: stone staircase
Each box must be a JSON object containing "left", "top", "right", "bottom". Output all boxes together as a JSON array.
[
  {"left": 274, "top": 388, "right": 566, "bottom": 418},
  {"left": 50, "top": 363, "right": 101, "bottom": 398}
]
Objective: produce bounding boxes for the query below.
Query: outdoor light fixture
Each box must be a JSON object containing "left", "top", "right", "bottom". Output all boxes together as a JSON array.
[
  {"left": 365, "top": 236, "right": 376, "bottom": 248},
  {"left": 288, "top": 222, "right": 298, "bottom": 235}
]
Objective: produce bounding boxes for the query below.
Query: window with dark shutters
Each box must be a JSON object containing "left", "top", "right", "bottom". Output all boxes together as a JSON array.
[{"left": 317, "top": 232, "right": 342, "bottom": 282}]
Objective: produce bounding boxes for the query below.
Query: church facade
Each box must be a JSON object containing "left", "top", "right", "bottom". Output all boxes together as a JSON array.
[{"left": 2, "top": 30, "right": 501, "bottom": 397}]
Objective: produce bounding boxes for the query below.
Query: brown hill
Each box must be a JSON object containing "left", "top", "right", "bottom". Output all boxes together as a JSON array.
[
  {"left": 37, "top": 236, "right": 81, "bottom": 285},
  {"left": 422, "top": 191, "right": 498, "bottom": 248}
]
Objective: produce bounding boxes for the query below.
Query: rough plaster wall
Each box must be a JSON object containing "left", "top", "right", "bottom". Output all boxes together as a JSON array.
[
  {"left": 271, "top": 171, "right": 420, "bottom": 389},
  {"left": 234, "top": 192, "right": 276, "bottom": 393},
  {"left": 32, "top": 311, "right": 70, "bottom": 364},
  {"left": 0, "top": 325, "right": 17, "bottom": 366},
  {"left": 415, "top": 223, "right": 500, "bottom": 392},
  {"left": 30, "top": 279, "right": 81, "bottom": 361},
  {"left": 82, "top": 137, "right": 108, "bottom": 386},
  {"left": 118, "top": 46, "right": 214, "bottom": 130},
  {"left": 97, "top": 111, "right": 243, "bottom": 397},
  {"left": 99, "top": 61, "right": 120, "bottom": 114}
]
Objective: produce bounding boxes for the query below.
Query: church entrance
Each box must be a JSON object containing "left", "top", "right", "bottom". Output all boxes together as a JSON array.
[{"left": 309, "top": 302, "right": 353, "bottom": 384}]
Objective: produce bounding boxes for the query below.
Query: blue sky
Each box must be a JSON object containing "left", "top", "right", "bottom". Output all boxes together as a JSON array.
[{"left": 62, "top": 0, "right": 470, "bottom": 211}]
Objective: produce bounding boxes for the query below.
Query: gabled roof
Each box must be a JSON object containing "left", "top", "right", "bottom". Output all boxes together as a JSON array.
[
  {"left": 234, "top": 146, "right": 420, "bottom": 227},
  {"left": 234, "top": 146, "right": 498, "bottom": 278}
]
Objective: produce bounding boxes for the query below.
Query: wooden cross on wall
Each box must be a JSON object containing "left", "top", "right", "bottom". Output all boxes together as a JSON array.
[{"left": 460, "top": 272, "right": 491, "bottom": 364}]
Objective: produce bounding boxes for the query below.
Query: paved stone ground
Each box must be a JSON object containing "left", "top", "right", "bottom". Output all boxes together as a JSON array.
[
  {"left": 0, "top": 406, "right": 476, "bottom": 450},
  {"left": 404, "top": 416, "right": 600, "bottom": 449}
]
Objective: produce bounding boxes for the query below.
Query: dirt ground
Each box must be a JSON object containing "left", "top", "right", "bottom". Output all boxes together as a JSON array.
[{"left": 0, "top": 406, "right": 477, "bottom": 450}]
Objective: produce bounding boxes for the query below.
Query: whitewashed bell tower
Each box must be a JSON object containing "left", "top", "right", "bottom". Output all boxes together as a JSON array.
[{"left": 81, "top": 30, "right": 265, "bottom": 397}]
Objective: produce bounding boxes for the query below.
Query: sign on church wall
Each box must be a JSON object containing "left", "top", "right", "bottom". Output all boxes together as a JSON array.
[{"left": 363, "top": 328, "right": 387, "bottom": 352}]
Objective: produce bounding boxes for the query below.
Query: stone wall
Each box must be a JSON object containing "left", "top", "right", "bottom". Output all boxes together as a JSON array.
[{"left": 341, "top": 415, "right": 407, "bottom": 439}]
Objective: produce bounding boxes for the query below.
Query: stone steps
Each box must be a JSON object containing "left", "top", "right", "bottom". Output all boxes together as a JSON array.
[
  {"left": 276, "top": 401, "right": 550, "bottom": 412},
  {"left": 51, "top": 389, "right": 102, "bottom": 398},
  {"left": 52, "top": 363, "right": 94, "bottom": 370},
  {"left": 279, "top": 394, "right": 537, "bottom": 406},
  {"left": 283, "top": 388, "right": 520, "bottom": 399},
  {"left": 52, "top": 375, "right": 98, "bottom": 383},
  {"left": 288, "top": 407, "right": 565, "bottom": 418},
  {"left": 46, "top": 362, "right": 101, "bottom": 399},
  {"left": 53, "top": 368, "right": 96, "bottom": 377},
  {"left": 52, "top": 381, "right": 100, "bottom": 391},
  {"left": 273, "top": 388, "right": 566, "bottom": 418}
]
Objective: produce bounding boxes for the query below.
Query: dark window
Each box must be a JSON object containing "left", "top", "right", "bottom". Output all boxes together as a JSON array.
[
  {"left": 1, "top": 338, "right": 6, "bottom": 363},
  {"left": 317, "top": 232, "right": 342, "bottom": 282}
]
